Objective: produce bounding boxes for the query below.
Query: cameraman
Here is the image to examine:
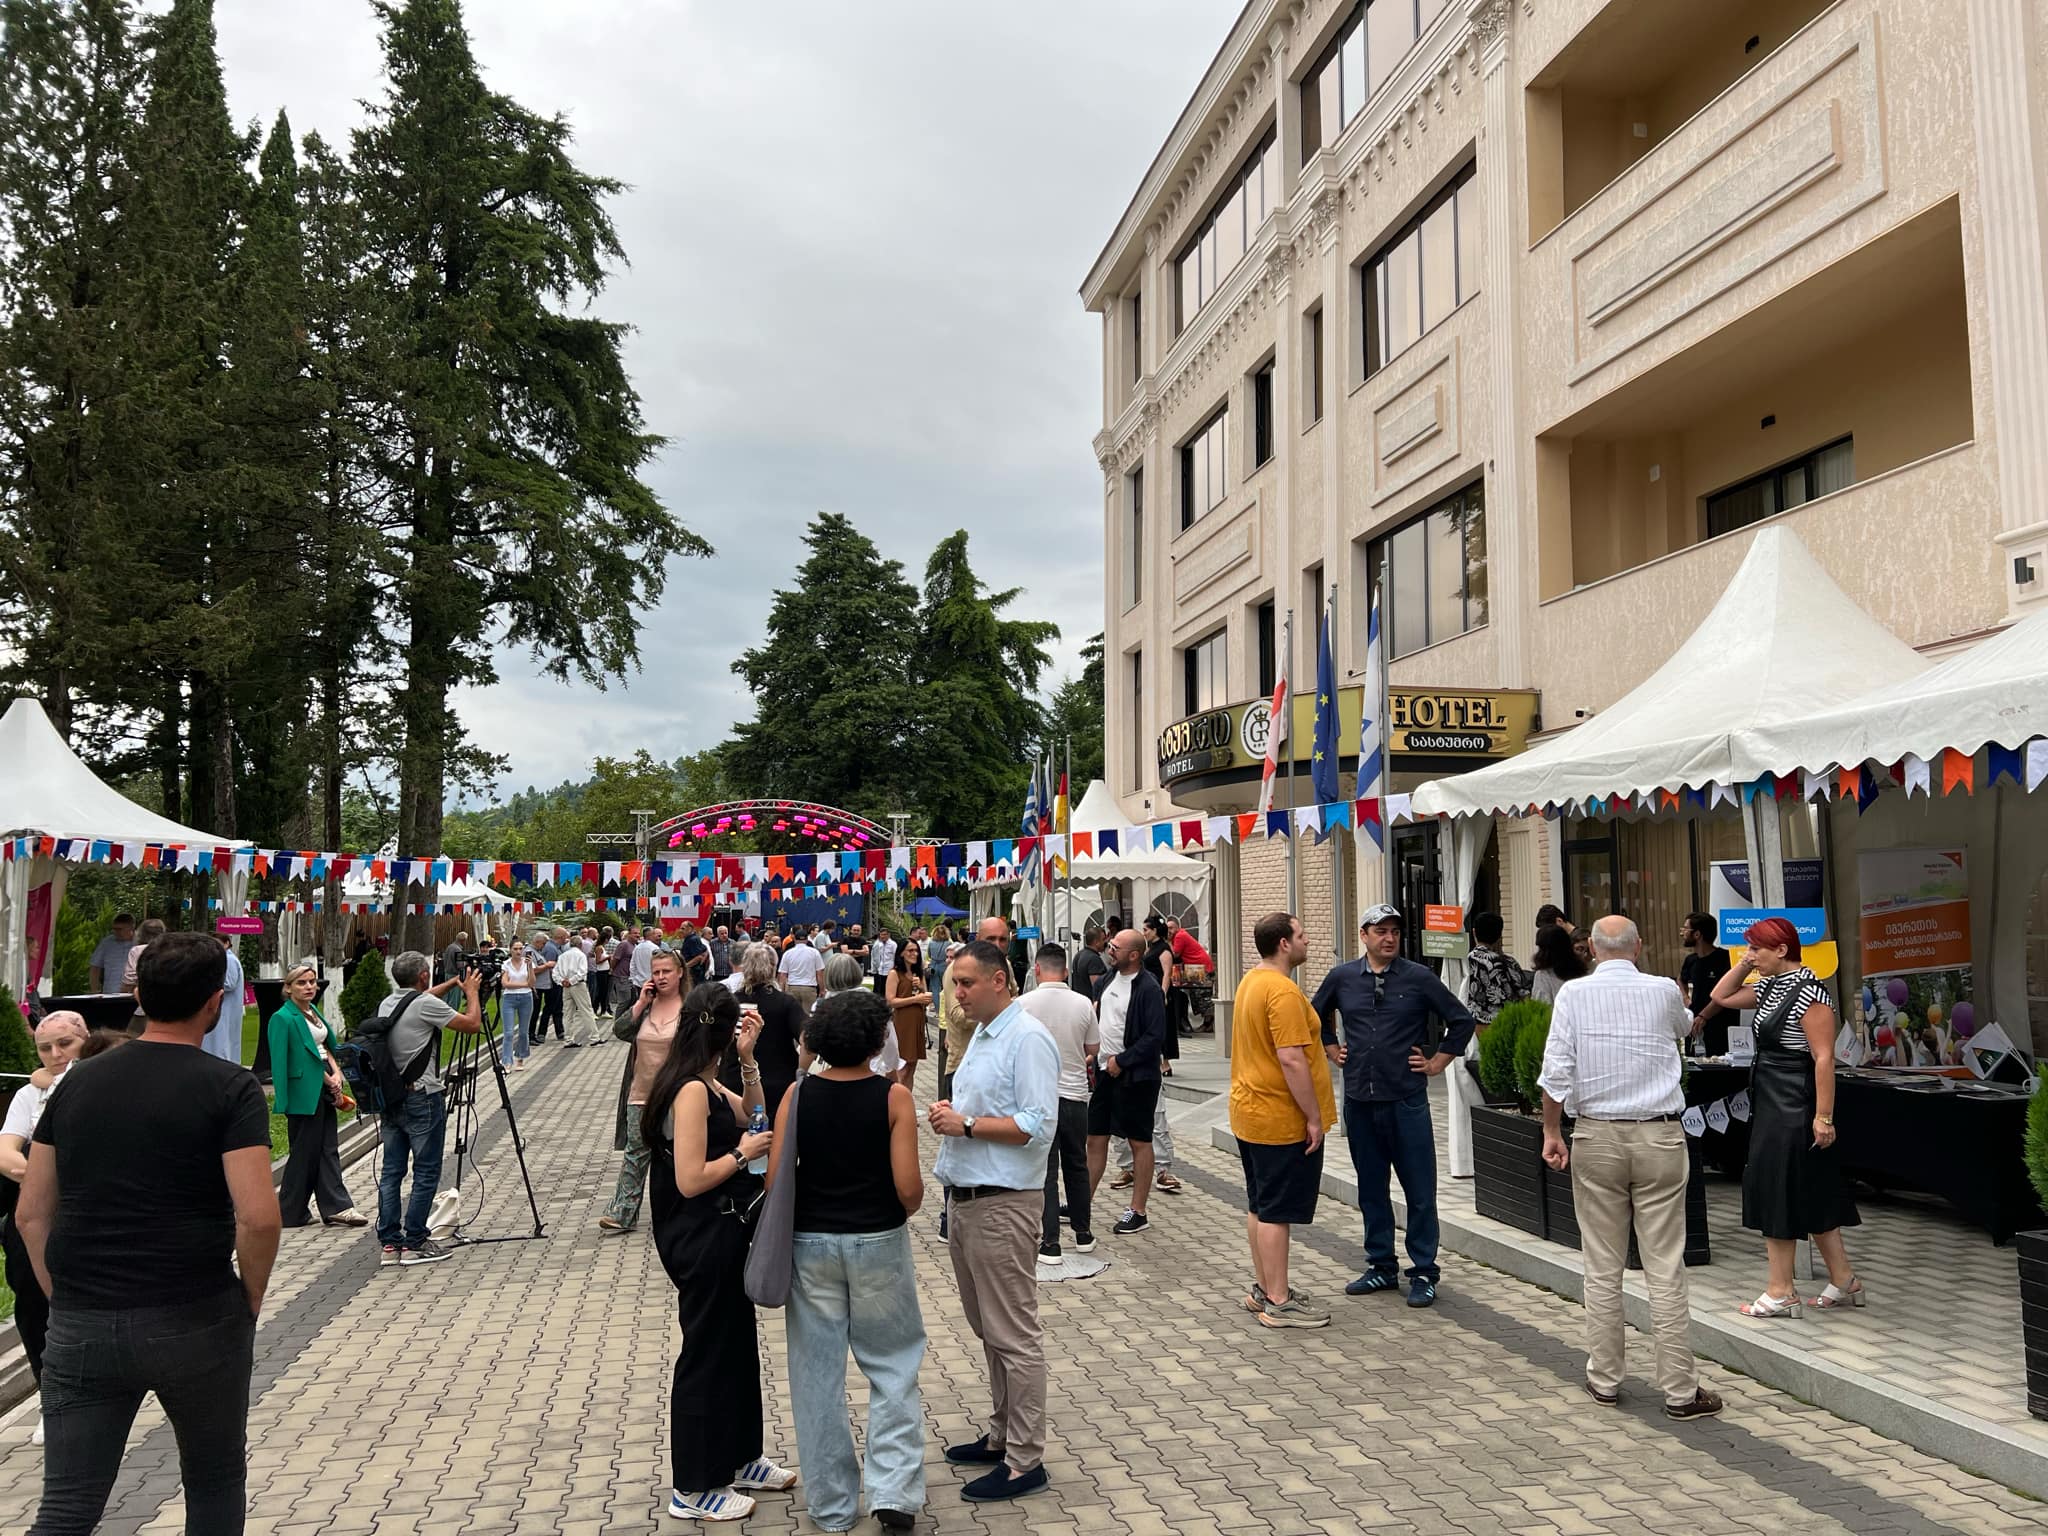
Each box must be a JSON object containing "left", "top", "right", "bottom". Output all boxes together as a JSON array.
[{"left": 370, "top": 953, "right": 483, "bottom": 1266}]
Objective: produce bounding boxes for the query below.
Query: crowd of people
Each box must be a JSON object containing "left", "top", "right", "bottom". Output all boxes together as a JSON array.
[{"left": 6, "top": 889, "right": 1870, "bottom": 1532}]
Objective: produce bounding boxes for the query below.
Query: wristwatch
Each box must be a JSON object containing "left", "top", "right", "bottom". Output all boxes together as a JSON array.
[
  {"left": 963, "top": 1116, "right": 977, "bottom": 1140},
  {"left": 730, "top": 1148, "right": 747, "bottom": 1166}
]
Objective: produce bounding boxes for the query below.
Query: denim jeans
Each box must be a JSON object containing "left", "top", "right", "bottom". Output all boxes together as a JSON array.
[
  {"left": 498, "top": 990, "right": 534, "bottom": 1065},
  {"left": 377, "top": 1090, "right": 448, "bottom": 1250},
  {"left": 604, "top": 1103, "right": 651, "bottom": 1228},
  {"left": 1343, "top": 1094, "right": 1440, "bottom": 1282},
  {"left": 31, "top": 1288, "right": 255, "bottom": 1536},
  {"left": 788, "top": 1228, "right": 926, "bottom": 1529}
]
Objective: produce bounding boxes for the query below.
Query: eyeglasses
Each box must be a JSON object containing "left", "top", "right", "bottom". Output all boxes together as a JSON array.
[{"left": 1371, "top": 970, "right": 1387, "bottom": 1007}]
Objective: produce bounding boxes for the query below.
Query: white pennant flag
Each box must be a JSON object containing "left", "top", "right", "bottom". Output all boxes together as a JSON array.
[
  {"left": 1292, "top": 806, "right": 1320, "bottom": 838},
  {"left": 1206, "top": 816, "right": 1235, "bottom": 845},
  {"left": 1903, "top": 752, "right": 1931, "bottom": 797},
  {"left": 2027, "top": 740, "right": 2048, "bottom": 793},
  {"left": 1386, "top": 793, "right": 1413, "bottom": 824},
  {"left": 1709, "top": 782, "right": 1736, "bottom": 809},
  {"left": 1802, "top": 769, "right": 1829, "bottom": 803},
  {"left": 1680, "top": 1106, "right": 1707, "bottom": 1137},
  {"left": 965, "top": 840, "right": 988, "bottom": 869}
]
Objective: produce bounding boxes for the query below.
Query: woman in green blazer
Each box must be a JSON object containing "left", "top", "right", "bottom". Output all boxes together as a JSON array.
[{"left": 270, "top": 960, "right": 366, "bottom": 1229}]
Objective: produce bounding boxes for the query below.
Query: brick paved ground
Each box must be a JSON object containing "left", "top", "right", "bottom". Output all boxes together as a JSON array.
[{"left": 0, "top": 1037, "right": 2040, "bottom": 1535}]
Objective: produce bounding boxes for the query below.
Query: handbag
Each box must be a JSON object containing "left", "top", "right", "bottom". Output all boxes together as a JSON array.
[{"left": 743, "top": 1076, "right": 801, "bottom": 1308}]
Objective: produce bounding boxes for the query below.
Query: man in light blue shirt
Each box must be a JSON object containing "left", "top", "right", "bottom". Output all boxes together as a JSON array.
[
  {"left": 927, "top": 939, "right": 1058, "bottom": 1504},
  {"left": 201, "top": 936, "right": 245, "bottom": 1064}
]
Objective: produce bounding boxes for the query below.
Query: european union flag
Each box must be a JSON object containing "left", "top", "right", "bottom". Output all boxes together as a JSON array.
[{"left": 1310, "top": 602, "right": 1339, "bottom": 806}]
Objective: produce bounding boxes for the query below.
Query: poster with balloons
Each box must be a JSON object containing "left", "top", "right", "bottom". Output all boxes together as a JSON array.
[{"left": 1856, "top": 847, "right": 1974, "bottom": 1069}]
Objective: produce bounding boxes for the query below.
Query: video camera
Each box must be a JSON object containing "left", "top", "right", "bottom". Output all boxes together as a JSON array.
[{"left": 465, "top": 946, "right": 505, "bottom": 989}]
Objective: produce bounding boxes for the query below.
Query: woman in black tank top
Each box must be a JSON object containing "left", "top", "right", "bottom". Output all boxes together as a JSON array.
[{"left": 766, "top": 990, "right": 926, "bottom": 1532}]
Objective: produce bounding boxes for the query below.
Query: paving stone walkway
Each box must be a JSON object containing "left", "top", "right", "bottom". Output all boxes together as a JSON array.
[{"left": 0, "top": 1034, "right": 2040, "bottom": 1534}]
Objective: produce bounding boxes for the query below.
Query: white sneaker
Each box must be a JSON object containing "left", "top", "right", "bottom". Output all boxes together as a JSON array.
[
  {"left": 667, "top": 1488, "right": 755, "bottom": 1521},
  {"left": 31, "top": 1416, "right": 42, "bottom": 1446},
  {"left": 731, "top": 1457, "right": 798, "bottom": 1491}
]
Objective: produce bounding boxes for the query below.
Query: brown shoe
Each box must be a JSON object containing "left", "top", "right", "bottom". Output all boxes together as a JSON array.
[
  {"left": 1584, "top": 1380, "right": 1619, "bottom": 1407},
  {"left": 1665, "top": 1389, "right": 1723, "bottom": 1421},
  {"left": 1110, "top": 1170, "right": 1136, "bottom": 1190}
]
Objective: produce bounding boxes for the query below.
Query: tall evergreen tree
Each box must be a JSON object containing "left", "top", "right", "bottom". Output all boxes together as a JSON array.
[
  {"left": 911, "top": 530, "right": 1057, "bottom": 836},
  {"left": 352, "top": 0, "right": 700, "bottom": 952},
  {"left": 0, "top": 0, "right": 144, "bottom": 740},
  {"left": 725, "top": 513, "right": 919, "bottom": 817}
]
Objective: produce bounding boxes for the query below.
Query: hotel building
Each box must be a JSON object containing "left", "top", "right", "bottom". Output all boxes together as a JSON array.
[{"left": 1080, "top": 0, "right": 2048, "bottom": 1006}]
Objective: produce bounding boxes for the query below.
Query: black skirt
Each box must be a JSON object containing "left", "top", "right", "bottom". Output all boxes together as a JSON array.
[{"left": 1741, "top": 1035, "right": 1860, "bottom": 1240}]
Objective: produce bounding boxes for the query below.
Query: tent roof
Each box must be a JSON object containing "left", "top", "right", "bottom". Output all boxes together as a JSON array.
[
  {"left": 1411, "top": 529, "right": 1932, "bottom": 818},
  {"left": 1061, "top": 780, "right": 1210, "bottom": 883},
  {"left": 1737, "top": 602, "right": 2048, "bottom": 775},
  {"left": 0, "top": 697, "right": 249, "bottom": 847}
]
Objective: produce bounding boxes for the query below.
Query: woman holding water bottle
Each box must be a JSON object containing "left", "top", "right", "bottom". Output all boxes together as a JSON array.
[{"left": 643, "top": 982, "right": 798, "bottom": 1522}]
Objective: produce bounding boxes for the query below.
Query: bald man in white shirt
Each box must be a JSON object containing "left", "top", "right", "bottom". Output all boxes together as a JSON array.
[{"left": 1537, "top": 916, "right": 1720, "bottom": 1422}]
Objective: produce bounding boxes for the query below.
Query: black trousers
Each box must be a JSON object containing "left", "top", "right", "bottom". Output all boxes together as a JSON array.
[
  {"left": 31, "top": 1289, "right": 254, "bottom": 1536},
  {"left": 2, "top": 1215, "right": 49, "bottom": 1380},
  {"left": 1042, "top": 1097, "right": 1091, "bottom": 1249},
  {"left": 535, "top": 986, "right": 564, "bottom": 1040},
  {"left": 278, "top": 1097, "right": 352, "bottom": 1226},
  {"left": 589, "top": 971, "right": 609, "bottom": 1014}
]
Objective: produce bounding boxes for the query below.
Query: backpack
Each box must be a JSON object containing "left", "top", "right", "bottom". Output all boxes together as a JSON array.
[{"left": 339, "top": 991, "right": 438, "bottom": 1115}]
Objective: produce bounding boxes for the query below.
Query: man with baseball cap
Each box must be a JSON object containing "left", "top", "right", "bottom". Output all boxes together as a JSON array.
[{"left": 1311, "top": 903, "right": 1476, "bottom": 1308}]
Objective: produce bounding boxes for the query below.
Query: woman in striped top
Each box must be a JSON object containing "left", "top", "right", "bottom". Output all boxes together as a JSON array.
[{"left": 1711, "top": 916, "right": 1862, "bottom": 1318}]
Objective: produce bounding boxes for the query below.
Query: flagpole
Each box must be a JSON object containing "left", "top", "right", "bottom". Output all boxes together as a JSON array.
[
  {"left": 1377, "top": 550, "right": 1395, "bottom": 916},
  {"left": 1284, "top": 609, "right": 1299, "bottom": 916},
  {"left": 1329, "top": 583, "right": 1345, "bottom": 968},
  {"left": 1063, "top": 733, "right": 1073, "bottom": 948}
]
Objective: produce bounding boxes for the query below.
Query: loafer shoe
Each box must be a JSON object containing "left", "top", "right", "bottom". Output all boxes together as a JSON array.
[
  {"left": 960, "top": 1464, "right": 1047, "bottom": 1503},
  {"left": 943, "top": 1435, "right": 1005, "bottom": 1465}
]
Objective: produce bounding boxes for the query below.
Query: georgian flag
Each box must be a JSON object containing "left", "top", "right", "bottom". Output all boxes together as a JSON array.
[{"left": 1255, "top": 645, "right": 1289, "bottom": 817}]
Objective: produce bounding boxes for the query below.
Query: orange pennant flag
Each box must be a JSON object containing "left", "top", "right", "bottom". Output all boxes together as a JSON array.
[
  {"left": 1072, "top": 831, "right": 1093, "bottom": 857},
  {"left": 1838, "top": 765, "right": 1861, "bottom": 801},
  {"left": 1941, "top": 747, "right": 1974, "bottom": 796},
  {"left": 1236, "top": 813, "right": 1259, "bottom": 842}
]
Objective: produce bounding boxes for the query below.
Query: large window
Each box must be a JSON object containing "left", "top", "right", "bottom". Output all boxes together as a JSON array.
[
  {"left": 1363, "top": 162, "right": 1479, "bottom": 377},
  {"left": 1256, "top": 601, "right": 1277, "bottom": 697},
  {"left": 1176, "top": 130, "right": 1281, "bottom": 332},
  {"left": 1129, "top": 650, "right": 1144, "bottom": 792},
  {"left": 1183, "top": 629, "right": 1228, "bottom": 715},
  {"left": 1251, "top": 362, "right": 1275, "bottom": 469},
  {"left": 1301, "top": 0, "right": 1450, "bottom": 159},
  {"left": 1705, "top": 437, "right": 1852, "bottom": 537},
  {"left": 1124, "top": 468, "right": 1144, "bottom": 609},
  {"left": 1179, "top": 407, "right": 1229, "bottom": 530},
  {"left": 1366, "top": 481, "right": 1487, "bottom": 659},
  {"left": 1304, "top": 306, "right": 1325, "bottom": 425},
  {"left": 1126, "top": 290, "right": 1143, "bottom": 385}
]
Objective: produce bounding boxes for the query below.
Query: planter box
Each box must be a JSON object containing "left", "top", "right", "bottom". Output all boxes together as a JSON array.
[
  {"left": 1471, "top": 1105, "right": 1712, "bottom": 1265},
  {"left": 2022, "top": 1229, "right": 2048, "bottom": 1421}
]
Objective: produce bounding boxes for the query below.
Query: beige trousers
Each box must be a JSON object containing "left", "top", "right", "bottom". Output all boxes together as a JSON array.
[
  {"left": 1570, "top": 1118, "right": 1697, "bottom": 1407},
  {"left": 786, "top": 983, "right": 817, "bottom": 1016},
  {"left": 946, "top": 1187, "right": 1045, "bottom": 1472},
  {"left": 563, "top": 980, "right": 599, "bottom": 1045}
]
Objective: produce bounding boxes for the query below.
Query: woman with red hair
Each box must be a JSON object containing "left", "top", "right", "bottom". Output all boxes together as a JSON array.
[{"left": 1710, "top": 916, "right": 1862, "bottom": 1318}]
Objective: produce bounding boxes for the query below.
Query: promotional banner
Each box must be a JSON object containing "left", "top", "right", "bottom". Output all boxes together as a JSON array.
[
  {"left": 1856, "top": 847, "right": 1974, "bottom": 1068},
  {"left": 1710, "top": 859, "right": 1835, "bottom": 978}
]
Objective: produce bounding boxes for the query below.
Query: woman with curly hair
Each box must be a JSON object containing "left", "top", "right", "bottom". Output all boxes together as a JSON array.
[{"left": 642, "top": 982, "right": 798, "bottom": 1522}]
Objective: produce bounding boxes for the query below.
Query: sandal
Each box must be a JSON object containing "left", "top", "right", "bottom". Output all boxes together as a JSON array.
[
  {"left": 1812, "top": 1277, "right": 1865, "bottom": 1309},
  {"left": 1739, "top": 1290, "right": 1803, "bottom": 1319}
]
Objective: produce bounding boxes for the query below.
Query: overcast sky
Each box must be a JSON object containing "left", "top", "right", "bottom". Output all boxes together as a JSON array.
[{"left": 208, "top": 0, "right": 1238, "bottom": 802}]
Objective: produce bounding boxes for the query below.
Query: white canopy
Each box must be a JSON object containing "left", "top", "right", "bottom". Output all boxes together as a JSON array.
[
  {"left": 0, "top": 697, "right": 248, "bottom": 847},
  {"left": 1736, "top": 600, "right": 2048, "bottom": 776},
  {"left": 342, "top": 855, "right": 511, "bottom": 911},
  {"left": 0, "top": 697, "right": 248, "bottom": 996},
  {"left": 1411, "top": 528, "right": 1933, "bottom": 819}
]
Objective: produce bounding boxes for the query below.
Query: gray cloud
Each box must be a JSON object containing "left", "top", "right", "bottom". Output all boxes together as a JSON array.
[{"left": 210, "top": 0, "right": 1236, "bottom": 800}]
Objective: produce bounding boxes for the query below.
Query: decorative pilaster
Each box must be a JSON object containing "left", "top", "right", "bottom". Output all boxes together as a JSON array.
[
  {"left": 1471, "top": 0, "right": 1530, "bottom": 685},
  {"left": 1966, "top": 0, "right": 2048, "bottom": 614}
]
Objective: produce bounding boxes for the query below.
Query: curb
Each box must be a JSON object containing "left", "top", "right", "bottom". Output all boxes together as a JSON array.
[
  {"left": 0, "top": 1115, "right": 384, "bottom": 1418},
  {"left": 1210, "top": 1120, "right": 2048, "bottom": 1502}
]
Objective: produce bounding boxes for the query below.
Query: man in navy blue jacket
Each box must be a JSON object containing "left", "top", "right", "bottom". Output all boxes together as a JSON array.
[
  {"left": 1084, "top": 928, "right": 1168, "bottom": 1236},
  {"left": 1312, "top": 905, "right": 1475, "bottom": 1307}
]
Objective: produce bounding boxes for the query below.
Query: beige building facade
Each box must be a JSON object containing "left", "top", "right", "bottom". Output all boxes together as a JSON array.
[{"left": 1082, "top": 0, "right": 2048, "bottom": 1003}]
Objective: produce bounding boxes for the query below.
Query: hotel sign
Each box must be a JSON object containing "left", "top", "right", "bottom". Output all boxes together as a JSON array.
[{"left": 1157, "top": 686, "right": 1537, "bottom": 787}]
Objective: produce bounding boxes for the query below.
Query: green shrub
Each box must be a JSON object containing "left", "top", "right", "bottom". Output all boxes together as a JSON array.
[
  {"left": 1513, "top": 1007, "right": 1553, "bottom": 1114},
  {"left": 1478, "top": 999, "right": 1546, "bottom": 1103},
  {"left": 51, "top": 898, "right": 108, "bottom": 996},
  {"left": 339, "top": 956, "right": 392, "bottom": 1032},
  {"left": 0, "top": 985, "right": 36, "bottom": 1077},
  {"left": 2027, "top": 1074, "right": 2048, "bottom": 1218}
]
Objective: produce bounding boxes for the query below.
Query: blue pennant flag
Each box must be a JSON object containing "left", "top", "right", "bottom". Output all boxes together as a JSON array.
[
  {"left": 1310, "top": 602, "right": 1339, "bottom": 806},
  {"left": 1266, "top": 810, "right": 1290, "bottom": 840}
]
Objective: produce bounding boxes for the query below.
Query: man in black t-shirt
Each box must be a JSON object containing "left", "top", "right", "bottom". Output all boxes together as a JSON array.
[
  {"left": 1679, "top": 913, "right": 1734, "bottom": 1055},
  {"left": 21, "top": 930, "right": 281, "bottom": 1535},
  {"left": 1069, "top": 927, "right": 1110, "bottom": 1002}
]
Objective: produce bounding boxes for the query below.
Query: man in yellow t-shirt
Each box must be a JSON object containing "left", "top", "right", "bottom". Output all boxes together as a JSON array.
[{"left": 1230, "top": 911, "right": 1339, "bottom": 1330}]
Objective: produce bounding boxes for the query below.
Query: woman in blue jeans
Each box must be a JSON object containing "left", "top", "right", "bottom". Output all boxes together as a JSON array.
[
  {"left": 497, "top": 940, "right": 536, "bottom": 1069},
  {"left": 768, "top": 989, "right": 926, "bottom": 1532}
]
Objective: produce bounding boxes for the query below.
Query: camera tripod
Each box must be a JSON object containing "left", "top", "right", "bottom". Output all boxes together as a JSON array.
[{"left": 439, "top": 984, "right": 546, "bottom": 1244}]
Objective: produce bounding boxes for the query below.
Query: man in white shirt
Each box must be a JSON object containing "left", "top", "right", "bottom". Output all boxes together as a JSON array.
[
  {"left": 869, "top": 929, "right": 898, "bottom": 996},
  {"left": 554, "top": 928, "right": 596, "bottom": 1047},
  {"left": 1537, "top": 916, "right": 1721, "bottom": 1422},
  {"left": 778, "top": 931, "right": 823, "bottom": 1014},
  {"left": 1019, "top": 945, "right": 1100, "bottom": 1264},
  {"left": 630, "top": 929, "right": 659, "bottom": 996}
]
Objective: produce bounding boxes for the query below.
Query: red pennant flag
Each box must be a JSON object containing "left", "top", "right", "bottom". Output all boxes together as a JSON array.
[
  {"left": 1941, "top": 747, "right": 1974, "bottom": 796},
  {"left": 141, "top": 845, "right": 160, "bottom": 870},
  {"left": 1179, "top": 819, "right": 1204, "bottom": 848}
]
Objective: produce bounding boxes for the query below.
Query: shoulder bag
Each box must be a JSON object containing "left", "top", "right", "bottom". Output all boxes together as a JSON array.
[{"left": 743, "top": 1075, "right": 802, "bottom": 1308}]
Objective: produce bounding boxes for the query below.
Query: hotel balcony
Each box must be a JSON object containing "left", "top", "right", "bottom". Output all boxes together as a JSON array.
[
  {"left": 1519, "top": 0, "right": 1974, "bottom": 420},
  {"left": 1527, "top": 196, "right": 2002, "bottom": 718}
]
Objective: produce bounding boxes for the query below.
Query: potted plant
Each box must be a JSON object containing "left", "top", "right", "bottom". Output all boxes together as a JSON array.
[
  {"left": 1471, "top": 1001, "right": 1552, "bottom": 1238},
  {"left": 2022, "top": 1076, "right": 2048, "bottom": 1420}
]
